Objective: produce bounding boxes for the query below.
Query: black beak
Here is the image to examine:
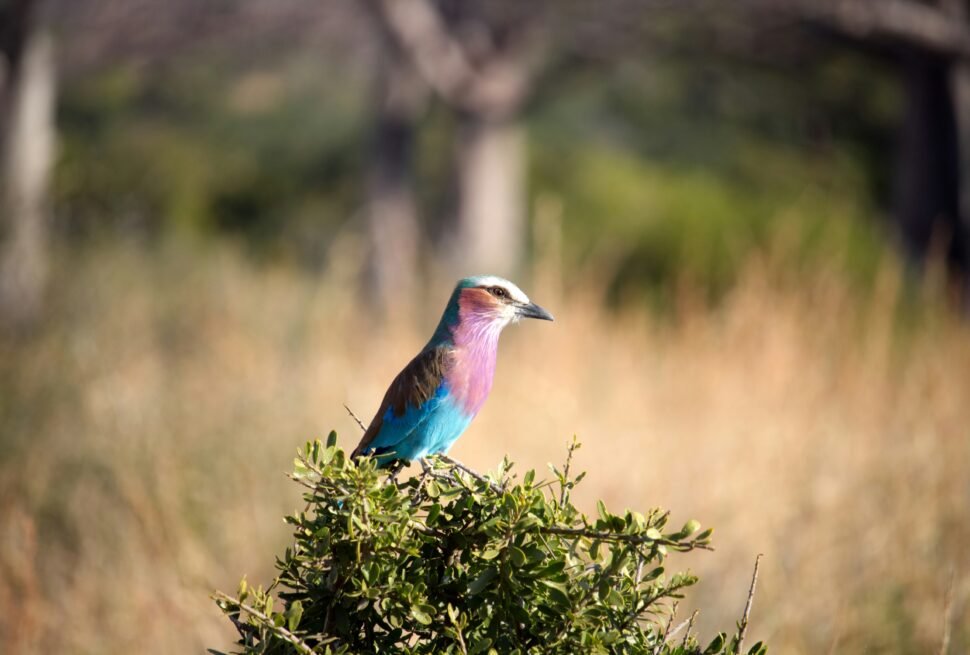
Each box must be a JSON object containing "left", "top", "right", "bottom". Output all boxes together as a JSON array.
[{"left": 517, "top": 301, "right": 554, "bottom": 321}]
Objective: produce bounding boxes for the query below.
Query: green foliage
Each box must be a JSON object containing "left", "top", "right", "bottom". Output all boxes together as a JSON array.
[
  {"left": 56, "top": 57, "right": 367, "bottom": 259},
  {"left": 57, "top": 43, "right": 895, "bottom": 299},
  {"left": 529, "top": 53, "right": 893, "bottom": 305},
  {"left": 213, "top": 435, "right": 765, "bottom": 655}
]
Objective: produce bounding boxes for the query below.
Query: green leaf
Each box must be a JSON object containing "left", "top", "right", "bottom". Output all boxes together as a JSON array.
[
  {"left": 509, "top": 546, "right": 527, "bottom": 567},
  {"left": 646, "top": 527, "right": 663, "bottom": 540},
  {"left": 468, "top": 568, "right": 498, "bottom": 595},
  {"left": 540, "top": 579, "right": 571, "bottom": 608},
  {"left": 411, "top": 605, "right": 433, "bottom": 625},
  {"left": 287, "top": 600, "right": 303, "bottom": 632},
  {"left": 604, "top": 588, "right": 625, "bottom": 608},
  {"left": 326, "top": 430, "right": 338, "bottom": 448},
  {"left": 514, "top": 515, "right": 540, "bottom": 530},
  {"left": 704, "top": 632, "right": 726, "bottom": 654}
]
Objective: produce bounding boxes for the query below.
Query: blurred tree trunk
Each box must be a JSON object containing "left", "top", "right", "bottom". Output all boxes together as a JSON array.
[
  {"left": 945, "top": 0, "right": 970, "bottom": 307},
  {"left": 0, "top": 0, "right": 54, "bottom": 330},
  {"left": 454, "top": 113, "right": 524, "bottom": 276},
  {"left": 892, "top": 49, "right": 961, "bottom": 273},
  {"left": 365, "top": 0, "right": 540, "bottom": 279},
  {"left": 764, "top": 0, "right": 970, "bottom": 303},
  {"left": 363, "top": 48, "right": 426, "bottom": 318}
]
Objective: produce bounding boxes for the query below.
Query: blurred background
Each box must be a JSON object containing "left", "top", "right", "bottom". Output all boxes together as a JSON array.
[{"left": 1, "top": 0, "right": 969, "bottom": 652}]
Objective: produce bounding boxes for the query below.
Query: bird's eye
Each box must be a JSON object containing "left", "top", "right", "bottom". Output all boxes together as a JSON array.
[{"left": 489, "top": 286, "right": 508, "bottom": 299}]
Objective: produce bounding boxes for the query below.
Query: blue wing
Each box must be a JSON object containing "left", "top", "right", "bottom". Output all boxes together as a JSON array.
[
  {"left": 359, "top": 383, "right": 473, "bottom": 463},
  {"left": 353, "top": 346, "right": 473, "bottom": 463}
]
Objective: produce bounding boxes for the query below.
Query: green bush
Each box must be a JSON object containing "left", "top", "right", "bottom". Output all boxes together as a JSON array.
[{"left": 213, "top": 435, "right": 765, "bottom": 655}]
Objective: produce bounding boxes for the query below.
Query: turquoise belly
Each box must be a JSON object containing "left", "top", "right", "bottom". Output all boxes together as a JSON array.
[{"left": 365, "top": 383, "right": 474, "bottom": 463}]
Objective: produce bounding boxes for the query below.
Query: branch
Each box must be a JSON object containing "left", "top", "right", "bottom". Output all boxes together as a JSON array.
[
  {"left": 736, "top": 553, "right": 763, "bottom": 654},
  {"left": 213, "top": 591, "right": 315, "bottom": 655},
  {"left": 559, "top": 437, "right": 579, "bottom": 507},
  {"left": 538, "top": 525, "right": 714, "bottom": 550},
  {"left": 753, "top": 0, "right": 970, "bottom": 59},
  {"left": 653, "top": 601, "right": 678, "bottom": 655},
  {"left": 343, "top": 403, "right": 367, "bottom": 432},
  {"left": 437, "top": 454, "right": 504, "bottom": 493},
  {"left": 365, "top": 0, "right": 535, "bottom": 116},
  {"left": 674, "top": 609, "right": 699, "bottom": 647}
]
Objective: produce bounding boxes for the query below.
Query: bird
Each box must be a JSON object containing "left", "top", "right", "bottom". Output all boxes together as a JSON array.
[{"left": 351, "top": 275, "right": 553, "bottom": 467}]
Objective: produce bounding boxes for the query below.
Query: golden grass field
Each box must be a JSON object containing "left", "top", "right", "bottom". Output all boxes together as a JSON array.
[{"left": 1, "top": 240, "right": 968, "bottom": 654}]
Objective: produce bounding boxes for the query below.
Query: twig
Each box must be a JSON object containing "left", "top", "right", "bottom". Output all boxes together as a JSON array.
[
  {"left": 634, "top": 550, "right": 645, "bottom": 585},
  {"left": 652, "top": 601, "right": 678, "bottom": 655},
  {"left": 679, "top": 610, "right": 699, "bottom": 648},
  {"left": 213, "top": 591, "right": 315, "bottom": 655},
  {"left": 736, "top": 553, "right": 763, "bottom": 654},
  {"left": 538, "top": 525, "right": 714, "bottom": 549},
  {"left": 939, "top": 569, "right": 956, "bottom": 655},
  {"left": 343, "top": 404, "right": 367, "bottom": 432},
  {"left": 559, "top": 437, "right": 579, "bottom": 507},
  {"left": 437, "top": 454, "right": 503, "bottom": 492}
]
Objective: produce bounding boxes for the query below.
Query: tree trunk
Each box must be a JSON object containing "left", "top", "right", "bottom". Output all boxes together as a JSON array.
[
  {"left": 945, "top": 0, "right": 970, "bottom": 307},
  {"left": 451, "top": 114, "right": 525, "bottom": 278},
  {"left": 363, "top": 52, "right": 425, "bottom": 319},
  {"left": 892, "top": 49, "right": 962, "bottom": 277},
  {"left": 0, "top": 7, "right": 54, "bottom": 331}
]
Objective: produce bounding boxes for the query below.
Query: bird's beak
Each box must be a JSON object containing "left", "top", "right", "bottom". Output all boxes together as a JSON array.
[{"left": 517, "top": 301, "right": 554, "bottom": 321}]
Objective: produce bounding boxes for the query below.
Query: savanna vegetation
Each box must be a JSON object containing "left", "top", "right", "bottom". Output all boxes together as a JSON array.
[{"left": 1, "top": 2, "right": 969, "bottom": 654}]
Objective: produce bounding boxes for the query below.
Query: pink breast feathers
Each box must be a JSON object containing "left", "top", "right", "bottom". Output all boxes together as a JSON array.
[{"left": 445, "top": 289, "right": 505, "bottom": 415}]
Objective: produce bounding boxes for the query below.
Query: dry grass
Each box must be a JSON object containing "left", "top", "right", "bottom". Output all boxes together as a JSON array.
[{"left": 1, "top": 240, "right": 968, "bottom": 654}]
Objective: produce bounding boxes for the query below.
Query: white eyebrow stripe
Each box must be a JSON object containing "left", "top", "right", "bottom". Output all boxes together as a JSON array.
[{"left": 474, "top": 275, "right": 530, "bottom": 304}]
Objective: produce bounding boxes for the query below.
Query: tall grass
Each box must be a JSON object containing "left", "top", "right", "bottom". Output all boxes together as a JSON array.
[{"left": 1, "top": 239, "right": 967, "bottom": 654}]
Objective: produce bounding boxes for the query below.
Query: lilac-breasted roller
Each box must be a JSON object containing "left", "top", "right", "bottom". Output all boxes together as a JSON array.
[{"left": 352, "top": 275, "right": 553, "bottom": 466}]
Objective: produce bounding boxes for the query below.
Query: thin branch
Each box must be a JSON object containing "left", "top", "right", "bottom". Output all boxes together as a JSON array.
[
  {"left": 343, "top": 403, "right": 367, "bottom": 432},
  {"left": 751, "top": 0, "right": 970, "bottom": 59},
  {"left": 679, "top": 610, "right": 700, "bottom": 648},
  {"left": 437, "top": 454, "right": 504, "bottom": 493},
  {"left": 213, "top": 591, "right": 315, "bottom": 655},
  {"left": 538, "top": 525, "right": 713, "bottom": 550},
  {"left": 559, "top": 437, "right": 579, "bottom": 507},
  {"left": 653, "top": 601, "right": 679, "bottom": 655},
  {"left": 634, "top": 551, "right": 645, "bottom": 585},
  {"left": 365, "top": 0, "right": 475, "bottom": 105},
  {"left": 736, "top": 553, "right": 763, "bottom": 655},
  {"left": 365, "top": 0, "right": 534, "bottom": 116}
]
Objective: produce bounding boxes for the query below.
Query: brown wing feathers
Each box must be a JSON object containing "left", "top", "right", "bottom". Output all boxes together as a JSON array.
[{"left": 351, "top": 346, "right": 451, "bottom": 458}]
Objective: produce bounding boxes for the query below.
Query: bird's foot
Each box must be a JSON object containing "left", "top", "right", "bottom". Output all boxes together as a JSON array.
[{"left": 384, "top": 460, "right": 407, "bottom": 486}]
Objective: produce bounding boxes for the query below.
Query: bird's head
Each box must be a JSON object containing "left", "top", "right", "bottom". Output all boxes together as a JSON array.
[
  {"left": 452, "top": 275, "right": 554, "bottom": 328},
  {"left": 428, "top": 275, "right": 553, "bottom": 348}
]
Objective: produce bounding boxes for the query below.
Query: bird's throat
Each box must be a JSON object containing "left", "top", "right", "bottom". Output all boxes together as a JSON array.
[{"left": 445, "top": 313, "right": 502, "bottom": 416}]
